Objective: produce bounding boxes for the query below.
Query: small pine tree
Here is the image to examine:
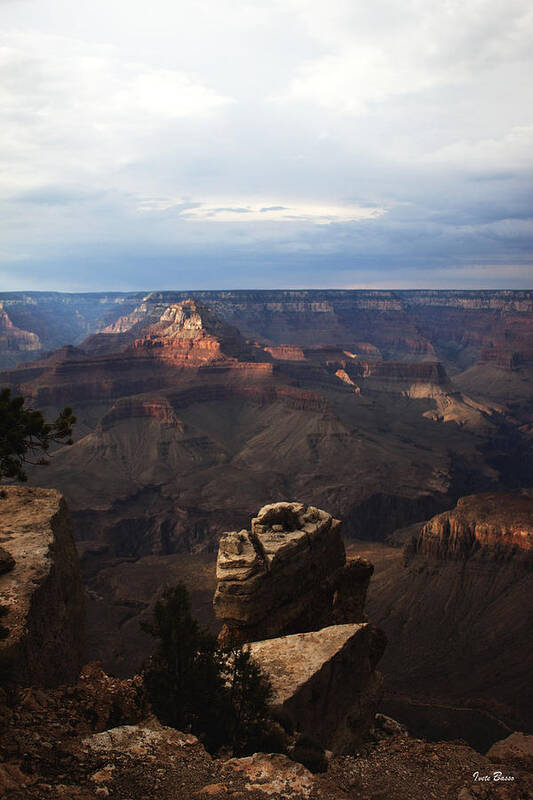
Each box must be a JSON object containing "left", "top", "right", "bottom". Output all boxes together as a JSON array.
[
  {"left": 0, "top": 388, "right": 76, "bottom": 482},
  {"left": 142, "top": 583, "right": 275, "bottom": 755},
  {"left": 225, "top": 644, "right": 273, "bottom": 756},
  {"left": 141, "top": 583, "right": 231, "bottom": 752}
]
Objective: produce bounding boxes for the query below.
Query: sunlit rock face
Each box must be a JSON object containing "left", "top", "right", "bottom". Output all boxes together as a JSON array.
[
  {"left": 0, "top": 487, "right": 86, "bottom": 687},
  {"left": 213, "top": 502, "right": 373, "bottom": 647},
  {"left": 413, "top": 492, "right": 533, "bottom": 560},
  {"left": 250, "top": 622, "right": 386, "bottom": 754},
  {"left": 6, "top": 299, "right": 274, "bottom": 408},
  {"left": 130, "top": 299, "right": 257, "bottom": 365}
]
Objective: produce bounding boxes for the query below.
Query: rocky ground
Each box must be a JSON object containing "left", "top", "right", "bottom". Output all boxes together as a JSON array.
[
  {"left": 1, "top": 665, "right": 532, "bottom": 800},
  {"left": 325, "top": 735, "right": 533, "bottom": 800}
]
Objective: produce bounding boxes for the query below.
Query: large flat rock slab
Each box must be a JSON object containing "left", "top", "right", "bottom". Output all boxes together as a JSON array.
[{"left": 249, "top": 623, "right": 386, "bottom": 754}]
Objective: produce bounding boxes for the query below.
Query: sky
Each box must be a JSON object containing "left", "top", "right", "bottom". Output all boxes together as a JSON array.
[{"left": 1, "top": 0, "right": 532, "bottom": 290}]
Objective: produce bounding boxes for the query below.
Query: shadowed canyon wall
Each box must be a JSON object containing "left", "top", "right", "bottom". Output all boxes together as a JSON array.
[{"left": 366, "top": 493, "right": 533, "bottom": 749}]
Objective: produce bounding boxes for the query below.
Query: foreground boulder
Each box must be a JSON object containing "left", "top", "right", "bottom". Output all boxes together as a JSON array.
[
  {"left": 0, "top": 487, "right": 85, "bottom": 686},
  {"left": 214, "top": 502, "right": 373, "bottom": 645},
  {"left": 249, "top": 622, "right": 386, "bottom": 754},
  {"left": 83, "top": 724, "right": 318, "bottom": 799}
]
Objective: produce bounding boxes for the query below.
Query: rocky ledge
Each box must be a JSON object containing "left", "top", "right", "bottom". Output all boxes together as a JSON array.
[
  {"left": 0, "top": 487, "right": 85, "bottom": 686},
  {"left": 2, "top": 676, "right": 531, "bottom": 799},
  {"left": 213, "top": 502, "right": 373, "bottom": 645},
  {"left": 0, "top": 489, "right": 531, "bottom": 798},
  {"left": 413, "top": 493, "right": 533, "bottom": 560}
]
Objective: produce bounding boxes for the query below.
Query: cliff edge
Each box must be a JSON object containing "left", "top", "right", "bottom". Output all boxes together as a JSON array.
[{"left": 0, "top": 486, "right": 86, "bottom": 687}]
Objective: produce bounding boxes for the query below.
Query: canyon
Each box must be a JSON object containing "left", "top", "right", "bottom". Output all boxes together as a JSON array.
[
  {"left": 1, "top": 289, "right": 532, "bottom": 372},
  {"left": 0, "top": 289, "right": 531, "bottom": 753},
  {"left": 2, "top": 292, "right": 531, "bottom": 556}
]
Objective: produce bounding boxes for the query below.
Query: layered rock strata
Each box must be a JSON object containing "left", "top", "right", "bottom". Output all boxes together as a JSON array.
[
  {"left": 0, "top": 487, "right": 85, "bottom": 686},
  {"left": 213, "top": 502, "right": 373, "bottom": 646},
  {"left": 412, "top": 492, "right": 533, "bottom": 560},
  {"left": 130, "top": 299, "right": 255, "bottom": 364},
  {"left": 2, "top": 288, "right": 532, "bottom": 373},
  {"left": 250, "top": 622, "right": 386, "bottom": 754}
]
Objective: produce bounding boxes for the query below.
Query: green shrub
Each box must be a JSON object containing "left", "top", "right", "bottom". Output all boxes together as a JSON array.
[{"left": 0, "top": 387, "right": 76, "bottom": 482}]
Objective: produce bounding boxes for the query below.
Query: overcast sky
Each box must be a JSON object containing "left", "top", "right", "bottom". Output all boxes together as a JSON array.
[{"left": 1, "top": 0, "right": 532, "bottom": 290}]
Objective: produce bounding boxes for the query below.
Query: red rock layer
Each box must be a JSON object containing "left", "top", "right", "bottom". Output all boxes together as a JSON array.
[
  {"left": 129, "top": 300, "right": 255, "bottom": 365},
  {"left": 12, "top": 300, "right": 278, "bottom": 406},
  {"left": 414, "top": 493, "right": 533, "bottom": 560}
]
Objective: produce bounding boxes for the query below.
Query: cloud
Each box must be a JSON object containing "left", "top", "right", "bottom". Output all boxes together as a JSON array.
[
  {"left": 422, "top": 125, "right": 533, "bottom": 170},
  {"left": 272, "top": 47, "right": 443, "bottom": 116},
  {"left": 0, "top": 0, "right": 532, "bottom": 289},
  {"left": 277, "top": 0, "right": 533, "bottom": 115},
  {"left": 166, "top": 200, "right": 386, "bottom": 223},
  {"left": 0, "top": 30, "right": 234, "bottom": 196}
]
